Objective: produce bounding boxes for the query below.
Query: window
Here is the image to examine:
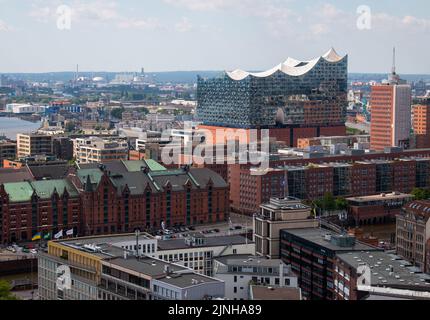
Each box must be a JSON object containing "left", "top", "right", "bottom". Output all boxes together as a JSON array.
[
  {"left": 234, "top": 276, "right": 237, "bottom": 283},
  {"left": 233, "top": 287, "right": 237, "bottom": 294}
]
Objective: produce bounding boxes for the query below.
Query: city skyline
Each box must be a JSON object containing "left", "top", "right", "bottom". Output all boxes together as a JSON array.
[{"left": 0, "top": 0, "right": 429, "bottom": 74}]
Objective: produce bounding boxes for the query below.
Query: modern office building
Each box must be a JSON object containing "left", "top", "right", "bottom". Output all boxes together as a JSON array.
[
  {"left": 334, "top": 251, "right": 430, "bottom": 300},
  {"left": 370, "top": 52, "right": 412, "bottom": 151},
  {"left": 38, "top": 237, "right": 225, "bottom": 300},
  {"left": 17, "top": 133, "right": 53, "bottom": 159},
  {"left": 413, "top": 103, "right": 430, "bottom": 149},
  {"left": 396, "top": 200, "right": 430, "bottom": 272},
  {"left": 254, "top": 197, "right": 319, "bottom": 258},
  {"left": 213, "top": 255, "right": 298, "bottom": 300},
  {"left": 156, "top": 234, "right": 254, "bottom": 276},
  {"left": 197, "top": 49, "right": 348, "bottom": 147},
  {"left": 280, "top": 228, "right": 380, "bottom": 300},
  {"left": 73, "top": 137, "right": 129, "bottom": 164},
  {"left": 53, "top": 137, "right": 74, "bottom": 161},
  {"left": 0, "top": 140, "right": 16, "bottom": 168}
]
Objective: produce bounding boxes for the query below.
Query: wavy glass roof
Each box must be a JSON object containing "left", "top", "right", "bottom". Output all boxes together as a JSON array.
[{"left": 226, "top": 48, "right": 346, "bottom": 81}]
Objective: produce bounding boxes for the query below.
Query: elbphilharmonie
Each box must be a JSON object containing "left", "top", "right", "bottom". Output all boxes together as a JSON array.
[{"left": 197, "top": 49, "right": 348, "bottom": 146}]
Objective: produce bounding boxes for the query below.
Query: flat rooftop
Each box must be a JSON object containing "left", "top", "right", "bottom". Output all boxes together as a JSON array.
[
  {"left": 250, "top": 286, "right": 301, "bottom": 300},
  {"left": 214, "top": 255, "right": 287, "bottom": 268},
  {"left": 104, "top": 256, "right": 186, "bottom": 277},
  {"left": 337, "top": 251, "right": 430, "bottom": 290},
  {"left": 347, "top": 192, "right": 413, "bottom": 203},
  {"left": 104, "top": 256, "right": 222, "bottom": 289},
  {"left": 282, "top": 228, "right": 379, "bottom": 253},
  {"left": 157, "top": 235, "right": 252, "bottom": 251}
]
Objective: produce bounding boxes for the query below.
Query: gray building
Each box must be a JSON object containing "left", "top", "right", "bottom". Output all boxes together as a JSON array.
[
  {"left": 213, "top": 255, "right": 298, "bottom": 300},
  {"left": 38, "top": 236, "right": 225, "bottom": 300}
]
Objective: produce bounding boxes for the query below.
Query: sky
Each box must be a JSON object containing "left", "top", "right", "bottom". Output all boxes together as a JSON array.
[{"left": 0, "top": 0, "right": 429, "bottom": 74}]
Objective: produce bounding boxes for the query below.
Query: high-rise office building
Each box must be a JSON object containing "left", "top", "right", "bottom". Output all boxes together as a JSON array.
[
  {"left": 197, "top": 49, "right": 348, "bottom": 147},
  {"left": 413, "top": 102, "right": 430, "bottom": 149},
  {"left": 370, "top": 49, "right": 412, "bottom": 151}
]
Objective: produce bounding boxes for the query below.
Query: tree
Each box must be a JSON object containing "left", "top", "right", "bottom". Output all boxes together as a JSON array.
[
  {"left": 411, "top": 188, "right": 430, "bottom": 200},
  {"left": 321, "top": 193, "right": 336, "bottom": 211},
  {"left": 111, "top": 107, "right": 125, "bottom": 120},
  {"left": 335, "top": 197, "right": 348, "bottom": 211},
  {"left": 0, "top": 281, "right": 18, "bottom": 300}
]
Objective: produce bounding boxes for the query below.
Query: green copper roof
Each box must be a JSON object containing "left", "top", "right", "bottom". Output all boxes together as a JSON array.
[
  {"left": 31, "top": 180, "right": 79, "bottom": 199},
  {"left": 122, "top": 160, "right": 166, "bottom": 172},
  {"left": 144, "top": 159, "right": 167, "bottom": 172},
  {"left": 3, "top": 182, "right": 34, "bottom": 203},
  {"left": 77, "top": 169, "right": 104, "bottom": 185}
]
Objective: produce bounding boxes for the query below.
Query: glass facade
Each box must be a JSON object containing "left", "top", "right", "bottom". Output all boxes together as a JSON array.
[{"left": 197, "top": 53, "right": 348, "bottom": 129}]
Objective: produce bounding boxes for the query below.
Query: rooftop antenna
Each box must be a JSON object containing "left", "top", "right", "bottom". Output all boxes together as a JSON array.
[{"left": 391, "top": 47, "right": 396, "bottom": 75}]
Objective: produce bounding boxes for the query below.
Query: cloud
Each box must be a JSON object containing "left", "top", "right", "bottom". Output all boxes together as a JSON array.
[
  {"left": 163, "top": 0, "right": 237, "bottom": 11},
  {"left": 27, "top": 0, "right": 162, "bottom": 30},
  {"left": 175, "top": 17, "right": 193, "bottom": 33},
  {"left": 0, "top": 19, "right": 12, "bottom": 31},
  {"left": 117, "top": 18, "right": 161, "bottom": 30}
]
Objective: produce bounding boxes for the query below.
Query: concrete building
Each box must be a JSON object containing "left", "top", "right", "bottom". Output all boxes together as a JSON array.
[
  {"left": 396, "top": 200, "right": 430, "bottom": 272},
  {"left": 17, "top": 133, "right": 53, "bottom": 159},
  {"left": 413, "top": 103, "right": 430, "bottom": 149},
  {"left": 370, "top": 56, "right": 412, "bottom": 151},
  {"left": 0, "top": 140, "right": 16, "bottom": 168},
  {"left": 249, "top": 285, "right": 302, "bottom": 300},
  {"left": 6, "top": 103, "right": 45, "bottom": 114},
  {"left": 38, "top": 237, "right": 224, "bottom": 300},
  {"left": 73, "top": 137, "right": 129, "bottom": 164},
  {"left": 75, "top": 232, "right": 254, "bottom": 277},
  {"left": 297, "top": 135, "right": 370, "bottom": 149},
  {"left": 334, "top": 251, "right": 430, "bottom": 300},
  {"left": 213, "top": 255, "right": 298, "bottom": 300},
  {"left": 280, "top": 228, "right": 380, "bottom": 300},
  {"left": 156, "top": 234, "right": 255, "bottom": 276},
  {"left": 254, "top": 197, "right": 319, "bottom": 259}
]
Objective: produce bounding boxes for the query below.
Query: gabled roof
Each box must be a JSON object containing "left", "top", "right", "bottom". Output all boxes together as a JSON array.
[
  {"left": 3, "top": 182, "right": 34, "bottom": 203},
  {"left": 122, "top": 159, "right": 167, "bottom": 173},
  {"left": 28, "top": 164, "right": 70, "bottom": 180},
  {"left": 0, "top": 167, "right": 33, "bottom": 184},
  {"left": 110, "top": 171, "right": 158, "bottom": 195},
  {"left": 76, "top": 169, "right": 104, "bottom": 186},
  {"left": 30, "top": 179, "right": 79, "bottom": 199}
]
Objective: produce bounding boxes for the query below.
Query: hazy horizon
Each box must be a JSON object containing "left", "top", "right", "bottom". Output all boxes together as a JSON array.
[{"left": 0, "top": 1, "right": 429, "bottom": 74}]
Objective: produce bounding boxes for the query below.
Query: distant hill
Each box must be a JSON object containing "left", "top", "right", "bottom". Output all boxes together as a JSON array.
[{"left": 3, "top": 71, "right": 430, "bottom": 84}]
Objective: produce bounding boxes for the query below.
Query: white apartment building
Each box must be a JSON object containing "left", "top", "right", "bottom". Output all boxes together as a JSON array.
[
  {"left": 59, "top": 233, "right": 255, "bottom": 277},
  {"left": 213, "top": 255, "right": 298, "bottom": 300},
  {"left": 73, "top": 137, "right": 129, "bottom": 164},
  {"left": 6, "top": 103, "right": 46, "bottom": 114},
  {"left": 254, "top": 197, "right": 319, "bottom": 259}
]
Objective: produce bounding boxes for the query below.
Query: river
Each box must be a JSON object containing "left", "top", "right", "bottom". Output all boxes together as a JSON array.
[{"left": 0, "top": 117, "right": 42, "bottom": 140}]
